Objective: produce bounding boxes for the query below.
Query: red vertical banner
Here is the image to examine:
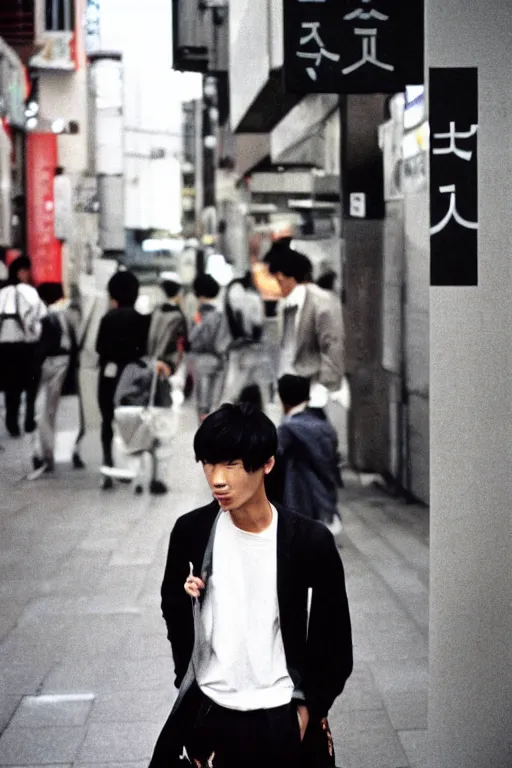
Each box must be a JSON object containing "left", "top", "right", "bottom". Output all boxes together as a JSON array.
[{"left": 25, "top": 133, "right": 62, "bottom": 286}]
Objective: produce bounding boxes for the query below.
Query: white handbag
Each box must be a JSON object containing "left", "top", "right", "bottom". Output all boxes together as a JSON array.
[{"left": 114, "top": 368, "right": 178, "bottom": 455}]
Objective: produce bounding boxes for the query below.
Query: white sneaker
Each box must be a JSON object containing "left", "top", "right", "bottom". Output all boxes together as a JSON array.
[
  {"left": 26, "top": 462, "right": 50, "bottom": 481},
  {"left": 326, "top": 516, "right": 343, "bottom": 536}
]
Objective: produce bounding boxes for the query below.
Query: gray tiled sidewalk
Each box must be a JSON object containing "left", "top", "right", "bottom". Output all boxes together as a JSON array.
[{"left": 0, "top": 400, "right": 429, "bottom": 768}]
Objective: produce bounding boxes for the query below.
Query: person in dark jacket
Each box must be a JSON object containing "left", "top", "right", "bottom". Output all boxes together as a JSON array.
[
  {"left": 276, "top": 374, "right": 343, "bottom": 536},
  {"left": 95, "top": 270, "right": 150, "bottom": 489},
  {"left": 148, "top": 403, "right": 352, "bottom": 768}
]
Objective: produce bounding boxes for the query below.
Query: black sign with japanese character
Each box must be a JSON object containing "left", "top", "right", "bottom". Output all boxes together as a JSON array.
[
  {"left": 282, "top": 0, "right": 424, "bottom": 94},
  {"left": 429, "top": 68, "right": 478, "bottom": 286}
]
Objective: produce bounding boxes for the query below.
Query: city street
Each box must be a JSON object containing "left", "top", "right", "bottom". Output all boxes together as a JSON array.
[{"left": 0, "top": 400, "right": 429, "bottom": 768}]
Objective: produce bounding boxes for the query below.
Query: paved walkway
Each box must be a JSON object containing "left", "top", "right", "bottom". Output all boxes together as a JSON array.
[{"left": 0, "top": 398, "right": 429, "bottom": 768}]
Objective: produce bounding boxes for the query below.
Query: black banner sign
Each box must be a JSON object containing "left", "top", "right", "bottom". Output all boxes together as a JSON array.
[
  {"left": 429, "top": 68, "right": 478, "bottom": 286},
  {"left": 283, "top": 0, "right": 424, "bottom": 95}
]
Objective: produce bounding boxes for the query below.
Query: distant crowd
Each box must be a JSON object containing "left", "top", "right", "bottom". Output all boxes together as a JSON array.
[{"left": 0, "top": 239, "right": 345, "bottom": 532}]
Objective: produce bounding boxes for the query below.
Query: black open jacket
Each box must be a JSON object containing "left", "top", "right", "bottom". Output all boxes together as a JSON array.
[{"left": 150, "top": 499, "right": 353, "bottom": 765}]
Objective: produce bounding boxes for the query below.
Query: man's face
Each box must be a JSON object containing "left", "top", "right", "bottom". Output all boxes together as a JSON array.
[
  {"left": 274, "top": 272, "right": 296, "bottom": 298},
  {"left": 17, "top": 267, "right": 31, "bottom": 284},
  {"left": 202, "top": 457, "right": 275, "bottom": 511}
]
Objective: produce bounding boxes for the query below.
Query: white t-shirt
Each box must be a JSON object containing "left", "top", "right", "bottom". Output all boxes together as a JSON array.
[
  {"left": 0, "top": 283, "right": 47, "bottom": 343},
  {"left": 278, "top": 283, "right": 306, "bottom": 377},
  {"left": 196, "top": 504, "right": 294, "bottom": 711}
]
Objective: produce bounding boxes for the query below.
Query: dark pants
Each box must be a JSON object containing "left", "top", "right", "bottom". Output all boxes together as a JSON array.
[
  {"left": 98, "top": 374, "right": 118, "bottom": 466},
  {"left": 185, "top": 688, "right": 302, "bottom": 767},
  {"left": 1, "top": 342, "right": 41, "bottom": 434}
]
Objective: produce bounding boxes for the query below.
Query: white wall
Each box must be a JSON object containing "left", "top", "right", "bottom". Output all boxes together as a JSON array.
[
  {"left": 229, "top": 0, "right": 270, "bottom": 131},
  {"left": 39, "top": 68, "right": 89, "bottom": 173},
  {"left": 428, "top": 0, "right": 512, "bottom": 765},
  {"left": 99, "top": 0, "right": 183, "bottom": 232}
]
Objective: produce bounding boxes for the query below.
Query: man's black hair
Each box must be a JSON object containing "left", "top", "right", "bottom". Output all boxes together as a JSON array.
[
  {"left": 162, "top": 280, "right": 182, "bottom": 299},
  {"left": 237, "top": 384, "right": 263, "bottom": 411},
  {"left": 193, "top": 273, "right": 220, "bottom": 299},
  {"left": 38, "top": 282, "right": 64, "bottom": 306},
  {"left": 194, "top": 402, "right": 277, "bottom": 472},
  {"left": 278, "top": 374, "right": 311, "bottom": 408},
  {"left": 108, "top": 270, "right": 139, "bottom": 307},
  {"left": 8, "top": 255, "right": 31, "bottom": 284},
  {"left": 266, "top": 247, "right": 312, "bottom": 283},
  {"left": 317, "top": 270, "right": 337, "bottom": 291}
]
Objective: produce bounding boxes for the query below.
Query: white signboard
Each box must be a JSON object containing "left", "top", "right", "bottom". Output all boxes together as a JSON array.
[{"left": 350, "top": 192, "right": 366, "bottom": 218}]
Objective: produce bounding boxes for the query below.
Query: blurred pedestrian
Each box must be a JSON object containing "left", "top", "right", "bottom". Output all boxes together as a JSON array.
[
  {"left": 266, "top": 242, "right": 343, "bottom": 411},
  {"left": 0, "top": 247, "right": 8, "bottom": 287},
  {"left": 148, "top": 402, "right": 352, "bottom": 768},
  {"left": 95, "top": 270, "right": 150, "bottom": 489},
  {"left": 147, "top": 271, "right": 189, "bottom": 404},
  {"left": 276, "top": 374, "right": 343, "bottom": 535},
  {"left": 221, "top": 270, "right": 268, "bottom": 406},
  {"left": 0, "top": 256, "right": 47, "bottom": 437},
  {"left": 28, "top": 282, "right": 83, "bottom": 478},
  {"left": 189, "top": 274, "right": 230, "bottom": 423}
]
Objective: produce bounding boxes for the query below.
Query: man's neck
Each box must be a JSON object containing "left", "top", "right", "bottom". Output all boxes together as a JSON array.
[
  {"left": 229, "top": 492, "right": 273, "bottom": 534},
  {"left": 285, "top": 401, "right": 308, "bottom": 419}
]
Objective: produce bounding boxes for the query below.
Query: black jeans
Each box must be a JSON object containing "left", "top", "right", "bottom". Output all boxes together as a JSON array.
[
  {"left": 185, "top": 688, "right": 302, "bottom": 767},
  {"left": 3, "top": 347, "right": 41, "bottom": 434},
  {"left": 98, "top": 374, "right": 119, "bottom": 466}
]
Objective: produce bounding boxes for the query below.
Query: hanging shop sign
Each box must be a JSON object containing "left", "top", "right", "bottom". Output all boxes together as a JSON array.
[
  {"left": 26, "top": 133, "right": 62, "bottom": 285},
  {"left": 30, "top": 33, "right": 77, "bottom": 71},
  {"left": 283, "top": 0, "right": 424, "bottom": 94},
  {"left": 429, "top": 67, "right": 478, "bottom": 287}
]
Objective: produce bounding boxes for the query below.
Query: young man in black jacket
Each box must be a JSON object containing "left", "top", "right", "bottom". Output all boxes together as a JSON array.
[{"left": 149, "top": 403, "right": 353, "bottom": 768}]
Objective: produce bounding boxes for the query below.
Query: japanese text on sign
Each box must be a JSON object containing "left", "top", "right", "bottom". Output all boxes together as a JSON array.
[
  {"left": 284, "top": 0, "right": 424, "bottom": 94},
  {"left": 429, "top": 67, "right": 478, "bottom": 286}
]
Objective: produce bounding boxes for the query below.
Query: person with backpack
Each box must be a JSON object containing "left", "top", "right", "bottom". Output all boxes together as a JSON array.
[
  {"left": 147, "top": 271, "right": 189, "bottom": 404},
  {"left": 189, "top": 274, "right": 230, "bottom": 423},
  {"left": 221, "top": 270, "right": 269, "bottom": 406},
  {"left": 28, "top": 282, "right": 83, "bottom": 478},
  {"left": 0, "top": 256, "right": 47, "bottom": 437}
]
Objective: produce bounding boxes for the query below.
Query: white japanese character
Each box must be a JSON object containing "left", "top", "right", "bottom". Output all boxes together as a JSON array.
[
  {"left": 296, "top": 22, "right": 340, "bottom": 81},
  {"left": 342, "top": 29, "right": 394, "bottom": 74},
  {"left": 430, "top": 184, "right": 478, "bottom": 235},
  {"left": 433, "top": 122, "right": 478, "bottom": 162},
  {"left": 342, "top": 1, "right": 393, "bottom": 75},
  {"left": 344, "top": 1, "right": 389, "bottom": 22}
]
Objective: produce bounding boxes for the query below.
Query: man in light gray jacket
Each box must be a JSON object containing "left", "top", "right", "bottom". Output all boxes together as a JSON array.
[{"left": 266, "top": 243, "right": 344, "bottom": 409}]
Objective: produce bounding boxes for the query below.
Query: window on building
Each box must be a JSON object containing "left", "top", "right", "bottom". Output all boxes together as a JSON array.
[{"left": 45, "top": 0, "right": 75, "bottom": 32}]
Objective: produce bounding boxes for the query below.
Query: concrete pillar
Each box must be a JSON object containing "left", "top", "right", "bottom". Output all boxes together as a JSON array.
[
  {"left": 340, "top": 94, "right": 390, "bottom": 473},
  {"left": 428, "top": 1, "right": 512, "bottom": 765}
]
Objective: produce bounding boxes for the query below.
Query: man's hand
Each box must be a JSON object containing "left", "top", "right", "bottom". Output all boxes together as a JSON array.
[
  {"left": 297, "top": 704, "right": 309, "bottom": 741},
  {"left": 184, "top": 575, "right": 205, "bottom": 598},
  {"left": 155, "top": 360, "right": 172, "bottom": 378},
  {"left": 184, "top": 561, "right": 205, "bottom": 599}
]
